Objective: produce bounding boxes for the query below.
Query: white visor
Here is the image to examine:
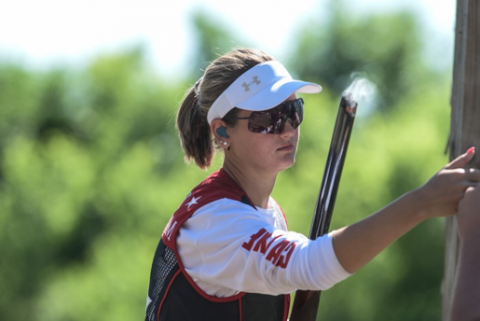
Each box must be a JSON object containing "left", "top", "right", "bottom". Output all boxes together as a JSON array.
[{"left": 207, "top": 60, "right": 322, "bottom": 124}]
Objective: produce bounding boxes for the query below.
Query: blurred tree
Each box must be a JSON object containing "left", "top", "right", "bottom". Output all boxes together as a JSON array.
[
  {"left": 189, "top": 8, "right": 250, "bottom": 79},
  {"left": 0, "top": 49, "right": 196, "bottom": 321},
  {"left": 290, "top": 1, "right": 433, "bottom": 111}
]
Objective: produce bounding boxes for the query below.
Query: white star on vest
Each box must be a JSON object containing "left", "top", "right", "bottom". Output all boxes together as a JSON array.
[{"left": 186, "top": 196, "right": 201, "bottom": 209}]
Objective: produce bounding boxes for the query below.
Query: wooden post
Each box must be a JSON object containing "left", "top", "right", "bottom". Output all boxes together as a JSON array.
[{"left": 443, "top": 0, "right": 480, "bottom": 319}]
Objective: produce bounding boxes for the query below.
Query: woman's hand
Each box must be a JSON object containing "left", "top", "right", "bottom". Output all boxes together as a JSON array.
[{"left": 414, "top": 148, "right": 480, "bottom": 219}]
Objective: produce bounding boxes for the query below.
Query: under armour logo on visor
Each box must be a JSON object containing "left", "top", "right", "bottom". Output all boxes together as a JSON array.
[{"left": 242, "top": 76, "right": 261, "bottom": 92}]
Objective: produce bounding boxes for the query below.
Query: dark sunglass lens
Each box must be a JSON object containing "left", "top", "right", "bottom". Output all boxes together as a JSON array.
[
  {"left": 273, "top": 112, "right": 288, "bottom": 134},
  {"left": 268, "top": 108, "right": 289, "bottom": 134},
  {"left": 293, "top": 99, "right": 304, "bottom": 123},
  {"left": 290, "top": 112, "right": 300, "bottom": 129},
  {"left": 248, "top": 111, "right": 274, "bottom": 133},
  {"left": 284, "top": 99, "right": 303, "bottom": 129},
  {"left": 245, "top": 98, "right": 304, "bottom": 134}
]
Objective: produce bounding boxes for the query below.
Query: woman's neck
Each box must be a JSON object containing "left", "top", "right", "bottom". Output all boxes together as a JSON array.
[{"left": 222, "top": 161, "right": 277, "bottom": 209}]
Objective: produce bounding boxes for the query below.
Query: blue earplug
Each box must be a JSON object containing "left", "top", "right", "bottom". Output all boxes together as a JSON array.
[{"left": 216, "top": 126, "right": 230, "bottom": 138}]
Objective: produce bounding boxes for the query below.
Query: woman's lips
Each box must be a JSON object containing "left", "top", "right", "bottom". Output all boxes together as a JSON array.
[{"left": 277, "top": 144, "right": 294, "bottom": 152}]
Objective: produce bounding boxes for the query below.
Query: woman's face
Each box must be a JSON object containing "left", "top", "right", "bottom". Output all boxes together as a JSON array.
[{"left": 225, "top": 94, "right": 299, "bottom": 175}]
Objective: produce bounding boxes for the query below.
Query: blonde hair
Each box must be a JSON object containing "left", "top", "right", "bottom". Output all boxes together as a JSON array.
[{"left": 176, "top": 48, "right": 274, "bottom": 169}]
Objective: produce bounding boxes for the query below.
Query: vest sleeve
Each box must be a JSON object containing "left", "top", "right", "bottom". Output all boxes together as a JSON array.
[{"left": 177, "top": 199, "right": 351, "bottom": 297}]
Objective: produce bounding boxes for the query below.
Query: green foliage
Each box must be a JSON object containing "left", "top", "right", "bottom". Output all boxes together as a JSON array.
[
  {"left": 0, "top": 50, "right": 207, "bottom": 321},
  {"left": 290, "top": 1, "right": 434, "bottom": 112},
  {"left": 189, "top": 8, "right": 251, "bottom": 79},
  {"left": 0, "top": 8, "right": 454, "bottom": 321}
]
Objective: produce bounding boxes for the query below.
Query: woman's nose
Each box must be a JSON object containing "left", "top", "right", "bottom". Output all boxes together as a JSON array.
[{"left": 280, "top": 119, "right": 297, "bottom": 136}]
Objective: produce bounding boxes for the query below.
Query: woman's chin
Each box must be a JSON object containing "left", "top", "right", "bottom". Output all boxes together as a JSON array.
[{"left": 276, "top": 156, "right": 296, "bottom": 172}]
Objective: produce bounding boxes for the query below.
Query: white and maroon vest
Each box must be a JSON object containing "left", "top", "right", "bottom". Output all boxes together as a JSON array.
[{"left": 145, "top": 169, "right": 290, "bottom": 321}]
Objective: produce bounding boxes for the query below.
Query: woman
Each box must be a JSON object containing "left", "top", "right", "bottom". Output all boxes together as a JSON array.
[{"left": 145, "top": 48, "right": 479, "bottom": 321}]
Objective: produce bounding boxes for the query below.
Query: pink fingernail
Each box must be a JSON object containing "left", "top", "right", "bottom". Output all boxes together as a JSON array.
[{"left": 467, "top": 147, "right": 475, "bottom": 154}]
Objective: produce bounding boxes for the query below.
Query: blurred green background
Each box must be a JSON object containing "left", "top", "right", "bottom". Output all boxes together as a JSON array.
[{"left": 0, "top": 1, "right": 456, "bottom": 320}]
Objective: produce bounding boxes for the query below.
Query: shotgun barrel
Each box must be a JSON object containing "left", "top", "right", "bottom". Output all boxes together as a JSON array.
[{"left": 290, "top": 93, "right": 358, "bottom": 321}]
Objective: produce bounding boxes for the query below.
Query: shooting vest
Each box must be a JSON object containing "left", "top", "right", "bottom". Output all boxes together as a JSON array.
[{"left": 145, "top": 169, "right": 290, "bottom": 321}]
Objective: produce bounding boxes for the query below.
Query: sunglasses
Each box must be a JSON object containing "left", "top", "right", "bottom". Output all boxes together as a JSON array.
[{"left": 228, "top": 98, "right": 304, "bottom": 134}]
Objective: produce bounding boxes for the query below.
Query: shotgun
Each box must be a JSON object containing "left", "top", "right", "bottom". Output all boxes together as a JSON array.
[{"left": 289, "top": 92, "right": 358, "bottom": 321}]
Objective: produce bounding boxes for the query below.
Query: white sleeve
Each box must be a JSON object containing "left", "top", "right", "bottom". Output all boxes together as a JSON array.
[{"left": 177, "top": 199, "right": 351, "bottom": 297}]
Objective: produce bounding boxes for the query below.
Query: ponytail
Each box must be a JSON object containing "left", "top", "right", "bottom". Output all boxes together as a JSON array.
[{"left": 176, "top": 86, "right": 213, "bottom": 170}]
